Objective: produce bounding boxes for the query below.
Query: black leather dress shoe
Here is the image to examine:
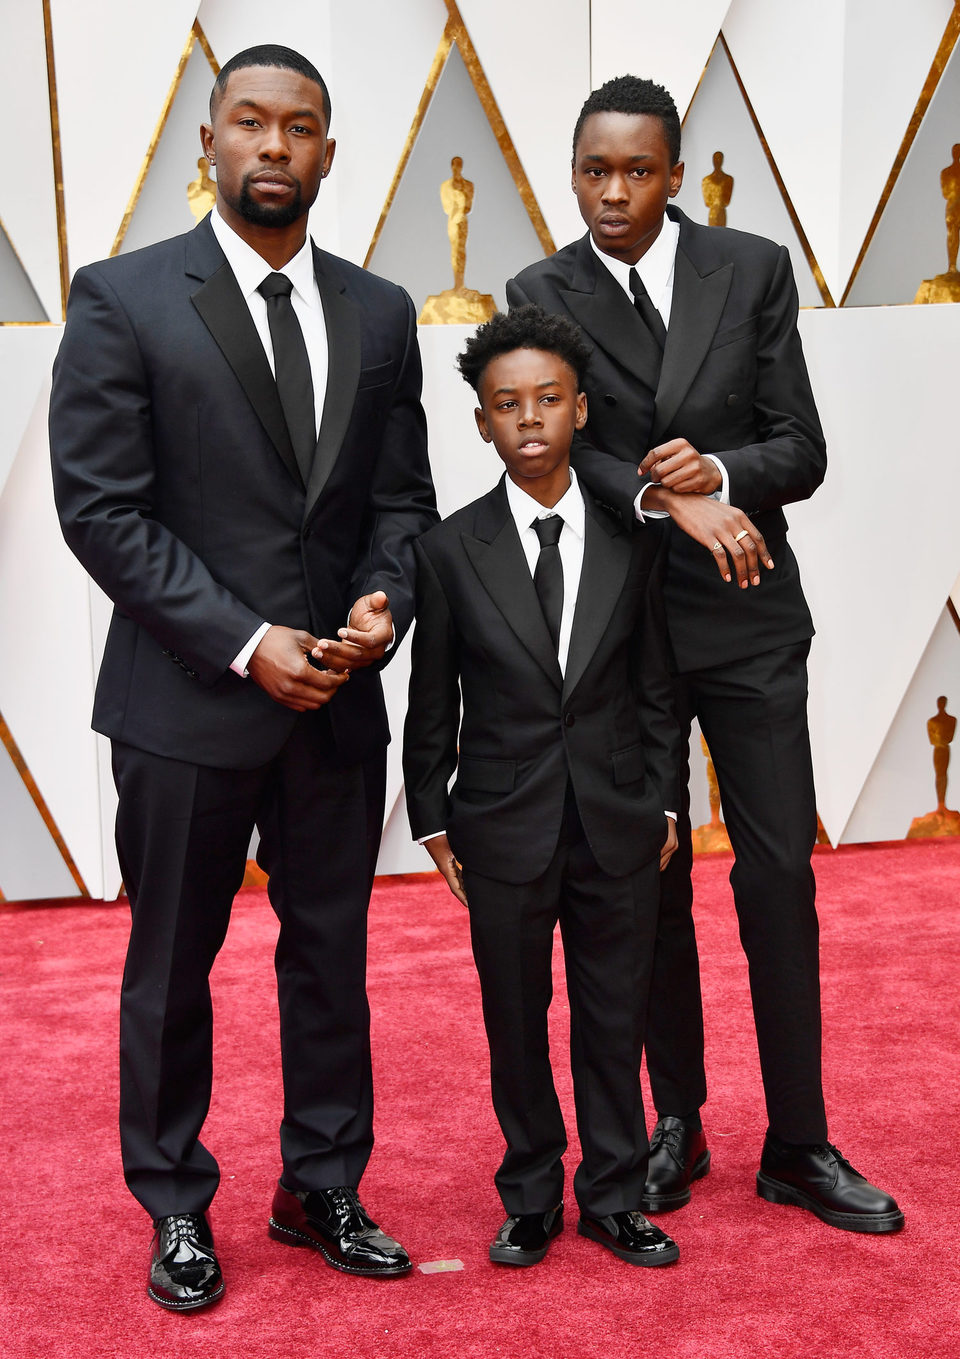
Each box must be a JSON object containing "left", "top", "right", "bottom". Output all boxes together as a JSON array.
[
  {"left": 757, "top": 1134, "right": 905, "bottom": 1234},
  {"left": 578, "top": 1210, "right": 679, "bottom": 1266},
  {"left": 147, "top": 1212, "right": 224, "bottom": 1311},
  {"left": 640, "top": 1116, "right": 710, "bottom": 1212},
  {"left": 268, "top": 1182, "right": 412, "bottom": 1275},
  {"left": 489, "top": 1204, "right": 563, "bottom": 1266}
]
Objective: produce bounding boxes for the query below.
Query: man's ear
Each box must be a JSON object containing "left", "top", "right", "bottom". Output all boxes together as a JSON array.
[{"left": 669, "top": 161, "right": 684, "bottom": 198}]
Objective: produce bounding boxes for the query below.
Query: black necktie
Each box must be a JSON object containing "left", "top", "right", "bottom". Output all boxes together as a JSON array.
[
  {"left": 258, "top": 272, "right": 316, "bottom": 484},
  {"left": 628, "top": 266, "right": 667, "bottom": 349},
  {"left": 532, "top": 515, "right": 564, "bottom": 653}
]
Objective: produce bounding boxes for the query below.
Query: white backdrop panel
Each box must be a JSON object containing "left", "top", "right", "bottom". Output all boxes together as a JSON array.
[
  {"left": 590, "top": 0, "right": 733, "bottom": 117},
  {"left": 0, "top": 0, "right": 60, "bottom": 320},
  {"left": 51, "top": 0, "right": 203, "bottom": 272},
  {"left": 791, "top": 303, "right": 960, "bottom": 843},
  {"left": 0, "top": 326, "right": 63, "bottom": 501},
  {"left": 0, "top": 378, "right": 103, "bottom": 899},
  {"left": 457, "top": 0, "right": 588, "bottom": 252}
]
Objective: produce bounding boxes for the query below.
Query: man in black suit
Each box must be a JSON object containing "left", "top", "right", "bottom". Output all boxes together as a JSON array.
[
  {"left": 508, "top": 76, "right": 903, "bottom": 1234},
  {"left": 404, "top": 306, "right": 682, "bottom": 1269},
  {"left": 50, "top": 46, "right": 437, "bottom": 1309}
]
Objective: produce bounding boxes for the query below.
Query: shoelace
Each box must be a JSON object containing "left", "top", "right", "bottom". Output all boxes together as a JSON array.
[{"left": 650, "top": 1124, "right": 684, "bottom": 1158}]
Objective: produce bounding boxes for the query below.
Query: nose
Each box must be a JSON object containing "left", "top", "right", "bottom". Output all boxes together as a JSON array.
[
  {"left": 517, "top": 398, "right": 542, "bottom": 428},
  {"left": 259, "top": 122, "right": 291, "bottom": 161},
  {"left": 602, "top": 172, "right": 628, "bottom": 204}
]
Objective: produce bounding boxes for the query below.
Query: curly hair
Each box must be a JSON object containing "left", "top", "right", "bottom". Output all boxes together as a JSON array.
[
  {"left": 572, "top": 74, "right": 680, "bottom": 165},
  {"left": 456, "top": 305, "right": 591, "bottom": 393}
]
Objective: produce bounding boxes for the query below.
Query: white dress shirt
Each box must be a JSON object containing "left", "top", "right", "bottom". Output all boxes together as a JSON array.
[
  {"left": 208, "top": 211, "right": 329, "bottom": 676},
  {"left": 589, "top": 217, "right": 730, "bottom": 518}
]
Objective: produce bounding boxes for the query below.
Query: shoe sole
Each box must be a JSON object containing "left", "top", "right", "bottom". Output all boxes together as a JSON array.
[
  {"left": 146, "top": 1280, "right": 224, "bottom": 1311},
  {"left": 268, "top": 1217, "right": 413, "bottom": 1275},
  {"left": 755, "top": 1172, "right": 906, "bottom": 1234},
  {"left": 577, "top": 1219, "right": 680, "bottom": 1266},
  {"left": 640, "top": 1149, "right": 711, "bottom": 1213},
  {"left": 488, "top": 1242, "right": 552, "bottom": 1266}
]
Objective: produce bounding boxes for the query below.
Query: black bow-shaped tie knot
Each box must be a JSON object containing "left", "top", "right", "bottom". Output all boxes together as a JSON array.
[
  {"left": 258, "top": 271, "right": 316, "bottom": 484},
  {"left": 628, "top": 266, "right": 667, "bottom": 349},
  {"left": 532, "top": 515, "right": 564, "bottom": 652}
]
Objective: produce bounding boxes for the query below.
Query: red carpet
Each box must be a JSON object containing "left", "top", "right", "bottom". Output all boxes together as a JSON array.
[{"left": 1, "top": 840, "right": 958, "bottom": 1358}]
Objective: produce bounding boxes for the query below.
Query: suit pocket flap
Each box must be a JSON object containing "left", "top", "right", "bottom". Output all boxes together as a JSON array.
[
  {"left": 357, "top": 359, "right": 397, "bottom": 389},
  {"left": 456, "top": 756, "right": 517, "bottom": 793},
  {"left": 612, "top": 743, "right": 646, "bottom": 786}
]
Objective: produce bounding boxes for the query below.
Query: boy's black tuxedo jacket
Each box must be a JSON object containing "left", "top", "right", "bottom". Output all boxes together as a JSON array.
[
  {"left": 403, "top": 478, "right": 681, "bottom": 885},
  {"left": 50, "top": 216, "right": 437, "bottom": 769},
  {"left": 507, "top": 207, "right": 827, "bottom": 674}
]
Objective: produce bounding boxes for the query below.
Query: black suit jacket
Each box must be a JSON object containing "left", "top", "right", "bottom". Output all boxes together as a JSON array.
[
  {"left": 507, "top": 207, "right": 826, "bottom": 674},
  {"left": 403, "top": 479, "right": 680, "bottom": 884},
  {"left": 50, "top": 217, "right": 437, "bottom": 769}
]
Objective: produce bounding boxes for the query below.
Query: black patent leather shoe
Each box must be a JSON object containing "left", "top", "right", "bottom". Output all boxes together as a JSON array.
[
  {"left": 147, "top": 1212, "right": 224, "bottom": 1311},
  {"left": 757, "top": 1134, "right": 905, "bottom": 1234},
  {"left": 640, "top": 1116, "right": 710, "bottom": 1212},
  {"left": 489, "top": 1204, "right": 563, "bottom": 1266},
  {"left": 268, "top": 1182, "right": 412, "bottom": 1275},
  {"left": 578, "top": 1210, "right": 679, "bottom": 1266}
]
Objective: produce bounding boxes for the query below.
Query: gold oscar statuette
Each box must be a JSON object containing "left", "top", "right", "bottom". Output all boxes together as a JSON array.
[
  {"left": 701, "top": 151, "right": 733, "bottom": 228},
  {"left": 914, "top": 144, "right": 960, "bottom": 303},
  {"left": 907, "top": 695, "right": 960, "bottom": 837},
  {"left": 418, "top": 156, "right": 496, "bottom": 325},
  {"left": 691, "top": 734, "right": 732, "bottom": 853},
  {"left": 187, "top": 157, "right": 216, "bottom": 224}
]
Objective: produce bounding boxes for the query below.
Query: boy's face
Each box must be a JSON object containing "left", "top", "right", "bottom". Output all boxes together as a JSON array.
[
  {"left": 572, "top": 111, "right": 683, "bottom": 264},
  {"left": 475, "top": 347, "right": 587, "bottom": 506}
]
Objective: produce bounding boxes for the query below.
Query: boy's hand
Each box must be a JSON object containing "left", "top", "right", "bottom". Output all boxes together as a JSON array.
[
  {"left": 660, "top": 817, "right": 678, "bottom": 872},
  {"left": 424, "top": 834, "right": 468, "bottom": 907}
]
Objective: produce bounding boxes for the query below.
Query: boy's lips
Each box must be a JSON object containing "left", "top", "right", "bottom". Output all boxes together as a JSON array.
[{"left": 519, "top": 438, "right": 547, "bottom": 451}]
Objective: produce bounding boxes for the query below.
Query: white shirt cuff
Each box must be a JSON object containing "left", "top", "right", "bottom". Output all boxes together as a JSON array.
[
  {"left": 665, "top": 811, "right": 677, "bottom": 821},
  {"left": 418, "top": 831, "right": 446, "bottom": 844},
  {"left": 231, "top": 621, "right": 271, "bottom": 677},
  {"left": 704, "top": 454, "right": 729, "bottom": 504},
  {"left": 634, "top": 483, "right": 669, "bottom": 522}
]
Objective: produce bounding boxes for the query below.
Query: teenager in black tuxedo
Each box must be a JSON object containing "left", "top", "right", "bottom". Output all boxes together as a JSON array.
[
  {"left": 508, "top": 77, "right": 902, "bottom": 1234},
  {"left": 404, "top": 307, "right": 682, "bottom": 1269},
  {"left": 50, "top": 47, "right": 438, "bottom": 1308}
]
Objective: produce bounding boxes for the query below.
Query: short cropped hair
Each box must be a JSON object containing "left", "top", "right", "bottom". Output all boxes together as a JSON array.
[
  {"left": 456, "top": 305, "right": 592, "bottom": 393},
  {"left": 572, "top": 75, "right": 680, "bottom": 166},
  {"left": 211, "top": 44, "right": 332, "bottom": 127}
]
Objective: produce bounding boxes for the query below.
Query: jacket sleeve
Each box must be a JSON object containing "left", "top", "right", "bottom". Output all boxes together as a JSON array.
[
  {"left": 402, "top": 539, "right": 461, "bottom": 839},
  {"left": 348, "top": 287, "right": 439, "bottom": 656},
  {"left": 635, "top": 534, "right": 681, "bottom": 813},
  {"left": 49, "top": 264, "right": 264, "bottom": 686}
]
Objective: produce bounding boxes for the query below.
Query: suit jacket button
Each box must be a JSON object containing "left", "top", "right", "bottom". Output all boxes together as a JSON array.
[
  {"left": 604, "top": 394, "right": 617, "bottom": 406},
  {"left": 564, "top": 713, "right": 575, "bottom": 728},
  {"left": 726, "top": 393, "right": 739, "bottom": 406}
]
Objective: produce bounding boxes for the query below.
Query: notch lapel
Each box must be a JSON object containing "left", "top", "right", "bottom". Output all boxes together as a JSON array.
[
  {"left": 187, "top": 222, "right": 301, "bottom": 487},
  {"left": 651, "top": 241, "right": 732, "bottom": 445},
  {"left": 462, "top": 483, "right": 562, "bottom": 691},
  {"left": 305, "top": 246, "right": 362, "bottom": 518},
  {"left": 562, "top": 498, "right": 630, "bottom": 701}
]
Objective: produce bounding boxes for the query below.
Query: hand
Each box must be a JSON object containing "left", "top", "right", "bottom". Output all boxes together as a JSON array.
[
  {"left": 640, "top": 439, "right": 722, "bottom": 495},
  {"left": 660, "top": 817, "right": 678, "bottom": 872},
  {"left": 312, "top": 590, "right": 394, "bottom": 672},
  {"left": 247, "top": 625, "right": 350, "bottom": 712},
  {"left": 423, "top": 834, "right": 468, "bottom": 907},
  {"left": 650, "top": 488, "right": 773, "bottom": 587}
]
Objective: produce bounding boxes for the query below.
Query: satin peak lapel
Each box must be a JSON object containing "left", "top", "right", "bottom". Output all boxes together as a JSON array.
[
  {"left": 562, "top": 246, "right": 662, "bottom": 392},
  {"left": 305, "top": 248, "right": 361, "bottom": 518},
  {"left": 651, "top": 245, "right": 732, "bottom": 444},
  {"left": 462, "top": 490, "right": 562, "bottom": 690},
  {"left": 188, "top": 236, "right": 301, "bottom": 488},
  {"left": 563, "top": 502, "right": 630, "bottom": 701}
]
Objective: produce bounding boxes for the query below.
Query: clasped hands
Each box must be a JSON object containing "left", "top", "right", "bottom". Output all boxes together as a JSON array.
[
  {"left": 246, "top": 590, "right": 393, "bottom": 712},
  {"left": 639, "top": 438, "right": 774, "bottom": 588}
]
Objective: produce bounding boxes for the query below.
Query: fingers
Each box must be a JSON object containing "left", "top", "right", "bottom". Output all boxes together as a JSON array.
[{"left": 708, "top": 518, "right": 772, "bottom": 587}]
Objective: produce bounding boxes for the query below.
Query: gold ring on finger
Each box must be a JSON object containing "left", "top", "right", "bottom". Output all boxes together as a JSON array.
[{"left": 735, "top": 529, "right": 749, "bottom": 542}]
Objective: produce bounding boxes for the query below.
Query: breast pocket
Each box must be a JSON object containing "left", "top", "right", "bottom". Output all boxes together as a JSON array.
[
  {"left": 357, "top": 359, "right": 397, "bottom": 389},
  {"left": 711, "top": 315, "right": 758, "bottom": 350}
]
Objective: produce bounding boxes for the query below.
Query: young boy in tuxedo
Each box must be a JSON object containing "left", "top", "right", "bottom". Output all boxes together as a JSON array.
[{"left": 403, "top": 305, "right": 682, "bottom": 1268}]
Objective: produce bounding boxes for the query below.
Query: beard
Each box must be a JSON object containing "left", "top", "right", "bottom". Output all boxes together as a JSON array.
[{"left": 235, "top": 176, "right": 304, "bottom": 228}]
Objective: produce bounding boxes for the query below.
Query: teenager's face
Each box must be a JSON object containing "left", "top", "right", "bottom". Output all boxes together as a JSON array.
[
  {"left": 201, "top": 65, "right": 335, "bottom": 236},
  {"left": 475, "top": 348, "right": 587, "bottom": 506},
  {"left": 572, "top": 112, "right": 683, "bottom": 264}
]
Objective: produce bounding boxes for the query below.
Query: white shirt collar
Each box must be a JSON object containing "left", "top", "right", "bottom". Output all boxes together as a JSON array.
[
  {"left": 589, "top": 212, "right": 679, "bottom": 312},
  {"left": 210, "top": 208, "right": 319, "bottom": 307},
  {"left": 504, "top": 466, "right": 585, "bottom": 539}
]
